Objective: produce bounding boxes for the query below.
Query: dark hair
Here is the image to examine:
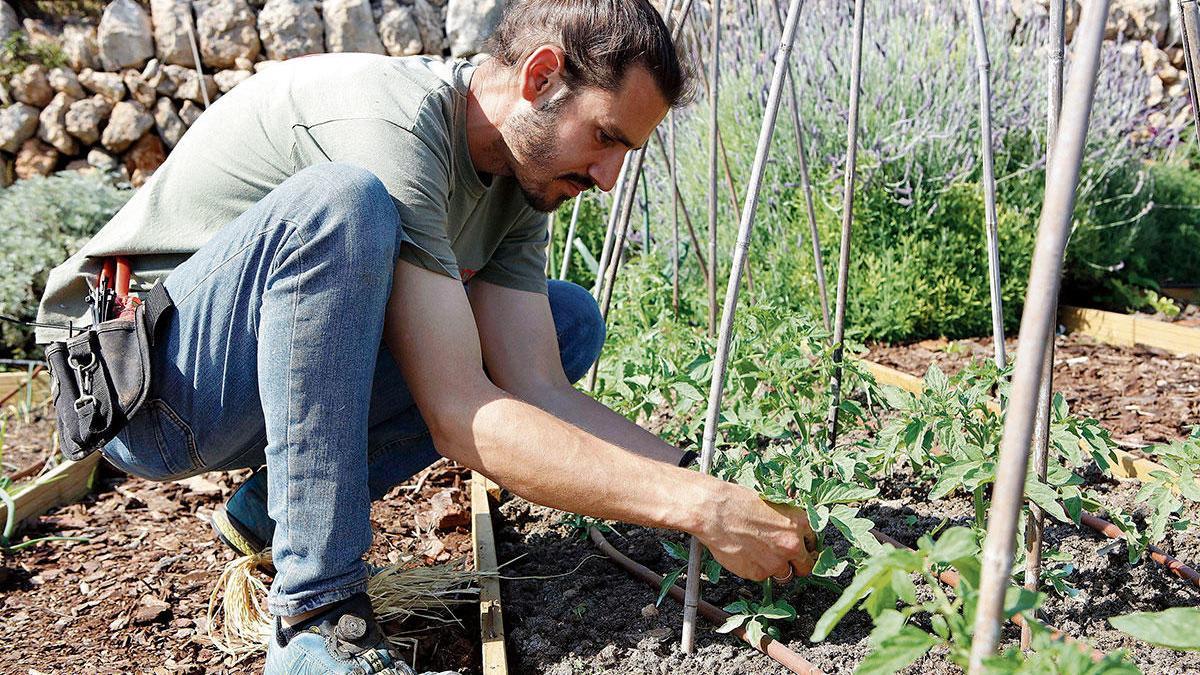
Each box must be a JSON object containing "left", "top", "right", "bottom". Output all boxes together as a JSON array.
[{"left": 486, "top": 0, "right": 694, "bottom": 108}]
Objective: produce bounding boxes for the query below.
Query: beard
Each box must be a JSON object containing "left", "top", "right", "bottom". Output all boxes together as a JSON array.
[{"left": 502, "top": 94, "right": 594, "bottom": 213}]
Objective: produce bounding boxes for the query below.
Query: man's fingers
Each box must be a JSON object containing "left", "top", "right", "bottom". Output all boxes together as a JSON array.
[
  {"left": 803, "top": 529, "right": 817, "bottom": 554},
  {"left": 792, "top": 554, "right": 815, "bottom": 577}
]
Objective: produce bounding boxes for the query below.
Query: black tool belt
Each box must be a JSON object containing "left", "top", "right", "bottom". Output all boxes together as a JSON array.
[{"left": 44, "top": 283, "right": 174, "bottom": 461}]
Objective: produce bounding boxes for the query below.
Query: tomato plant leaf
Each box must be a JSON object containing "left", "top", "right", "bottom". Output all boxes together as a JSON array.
[
  {"left": 855, "top": 626, "right": 937, "bottom": 675},
  {"left": 1109, "top": 608, "right": 1200, "bottom": 650}
]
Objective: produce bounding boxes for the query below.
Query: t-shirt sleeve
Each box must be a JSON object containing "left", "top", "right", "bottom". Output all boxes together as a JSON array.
[
  {"left": 475, "top": 207, "right": 549, "bottom": 294},
  {"left": 291, "top": 117, "right": 460, "bottom": 280}
]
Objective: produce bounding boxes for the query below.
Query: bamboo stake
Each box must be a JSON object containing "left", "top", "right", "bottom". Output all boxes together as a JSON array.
[
  {"left": 559, "top": 196, "right": 583, "bottom": 280},
  {"left": 824, "top": 0, "right": 867, "bottom": 447},
  {"left": 968, "top": 2, "right": 1110, "bottom": 670},
  {"left": 706, "top": 0, "right": 723, "bottom": 337},
  {"left": 768, "top": 0, "right": 831, "bottom": 333},
  {"left": 1023, "top": 0, "right": 1065, "bottom": 651},
  {"left": 965, "top": 0, "right": 1007, "bottom": 370},
  {"left": 653, "top": 127, "right": 711, "bottom": 284},
  {"left": 681, "top": 0, "right": 804, "bottom": 652},
  {"left": 592, "top": 156, "right": 632, "bottom": 299},
  {"left": 670, "top": 110, "right": 682, "bottom": 315},
  {"left": 545, "top": 212, "right": 556, "bottom": 277},
  {"left": 1182, "top": 1, "right": 1200, "bottom": 144}
]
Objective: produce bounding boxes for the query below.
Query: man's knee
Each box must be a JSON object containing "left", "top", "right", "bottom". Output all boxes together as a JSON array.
[{"left": 548, "top": 280, "right": 606, "bottom": 384}]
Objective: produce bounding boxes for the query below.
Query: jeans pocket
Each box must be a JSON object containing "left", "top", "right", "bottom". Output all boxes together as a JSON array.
[{"left": 103, "top": 398, "right": 201, "bottom": 481}]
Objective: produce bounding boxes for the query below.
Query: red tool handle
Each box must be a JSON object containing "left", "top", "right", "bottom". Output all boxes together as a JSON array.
[
  {"left": 115, "top": 256, "right": 131, "bottom": 298},
  {"left": 99, "top": 258, "right": 116, "bottom": 290}
]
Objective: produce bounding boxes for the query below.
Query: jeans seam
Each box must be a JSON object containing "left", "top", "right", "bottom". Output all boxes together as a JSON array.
[
  {"left": 172, "top": 223, "right": 284, "bottom": 309},
  {"left": 269, "top": 576, "right": 367, "bottom": 616},
  {"left": 276, "top": 224, "right": 308, "bottom": 598},
  {"left": 151, "top": 399, "right": 201, "bottom": 474},
  {"left": 366, "top": 430, "right": 431, "bottom": 464}
]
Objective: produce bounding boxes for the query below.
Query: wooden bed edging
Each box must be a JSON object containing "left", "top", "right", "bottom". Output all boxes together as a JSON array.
[
  {"left": 0, "top": 453, "right": 100, "bottom": 529},
  {"left": 1060, "top": 305, "right": 1200, "bottom": 356},
  {"left": 470, "top": 472, "right": 509, "bottom": 675}
]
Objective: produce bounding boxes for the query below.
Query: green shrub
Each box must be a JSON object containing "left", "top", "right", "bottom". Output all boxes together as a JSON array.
[
  {"left": 0, "top": 172, "right": 131, "bottom": 358},
  {"left": 0, "top": 32, "right": 67, "bottom": 79}
]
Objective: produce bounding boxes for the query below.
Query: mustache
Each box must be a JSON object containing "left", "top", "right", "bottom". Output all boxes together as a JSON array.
[{"left": 561, "top": 174, "right": 595, "bottom": 191}]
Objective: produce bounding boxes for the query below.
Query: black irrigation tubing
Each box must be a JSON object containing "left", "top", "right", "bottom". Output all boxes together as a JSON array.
[
  {"left": 1023, "top": 0, "right": 1066, "bottom": 651},
  {"left": 589, "top": 528, "right": 827, "bottom": 675},
  {"left": 970, "top": 1, "right": 1110, "bottom": 669}
]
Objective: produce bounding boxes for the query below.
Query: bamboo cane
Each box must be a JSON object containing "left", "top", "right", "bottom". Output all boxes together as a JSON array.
[
  {"left": 559, "top": 196, "right": 583, "bottom": 280},
  {"left": 965, "top": 0, "right": 1007, "bottom": 371},
  {"left": 592, "top": 156, "right": 632, "bottom": 299},
  {"left": 1023, "top": 0, "right": 1065, "bottom": 651},
  {"left": 670, "top": 111, "right": 682, "bottom": 316},
  {"left": 967, "top": 2, "right": 1110, "bottom": 671},
  {"left": 1182, "top": 1, "right": 1200, "bottom": 144},
  {"left": 768, "top": 0, "right": 831, "bottom": 333},
  {"left": 823, "top": 0, "right": 867, "bottom": 448},
  {"left": 652, "top": 127, "right": 711, "bottom": 283},
  {"left": 706, "top": 0, "right": 723, "bottom": 337},
  {"left": 545, "top": 212, "right": 556, "bottom": 276},
  {"left": 681, "top": 0, "right": 805, "bottom": 653}
]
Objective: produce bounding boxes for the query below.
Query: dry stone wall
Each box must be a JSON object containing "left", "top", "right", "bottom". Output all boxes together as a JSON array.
[{"left": 0, "top": 0, "right": 504, "bottom": 186}]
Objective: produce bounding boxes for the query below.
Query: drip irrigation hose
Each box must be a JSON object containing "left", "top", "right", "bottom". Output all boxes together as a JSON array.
[
  {"left": 1024, "top": 0, "right": 1066, "bottom": 650},
  {"left": 589, "top": 528, "right": 826, "bottom": 675},
  {"left": 1080, "top": 513, "right": 1200, "bottom": 588},
  {"left": 968, "top": 2, "right": 1110, "bottom": 670}
]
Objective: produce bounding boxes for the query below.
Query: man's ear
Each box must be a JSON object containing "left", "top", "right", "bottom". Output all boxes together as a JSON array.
[{"left": 519, "top": 45, "right": 567, "bottom": 107}]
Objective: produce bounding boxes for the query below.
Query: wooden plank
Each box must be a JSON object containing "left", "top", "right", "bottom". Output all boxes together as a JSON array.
[
  {"left": 0, "top": 453, "right": 100, "bottom": 528},
  {"left": 1061, "top": 305, "right": 1200, "bottom": 356},
  {"left": 0, "top": 370, "right": 50, "bottom": 403},
  {"left": 471, "top": 472, "right": 508, "bottom": 675},
  {"left": 860, "top": 358, "right": 1195, "bottom": 491}
]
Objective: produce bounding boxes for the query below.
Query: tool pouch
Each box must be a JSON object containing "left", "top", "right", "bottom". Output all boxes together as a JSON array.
[{"left": 44, "top": 283, "right": 174, "bottom": 461}]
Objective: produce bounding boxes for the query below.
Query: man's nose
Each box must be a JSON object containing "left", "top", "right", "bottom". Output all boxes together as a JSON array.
[{"left": 590, "top": 150, "right": 629, "bottom": 193}]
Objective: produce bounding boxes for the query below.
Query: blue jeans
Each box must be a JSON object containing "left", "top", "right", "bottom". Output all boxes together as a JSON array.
[{"left": 101, "top": 163, "right": 605, "bottom": 616}]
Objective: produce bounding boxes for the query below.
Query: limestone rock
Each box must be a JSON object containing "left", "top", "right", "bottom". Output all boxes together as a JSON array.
[
  {"left": 99, "top": 0, "right": 155, "bottom": 71},
  {"left": 378, "top": 0, "right": 423, "bottom": 57},
  {"left": 66, "top": 95, "right": 114, "bottom": 145},
  {"left": 102, "top": 100, "right": 154, "bottom": 153},
  {"left": 174, "top": 69, "right": 219, "bottom": 103},
  {"left": 0, "top": 103, "right": 40, "bottom": 153},
  {"left": 1109, "top": 0, "right": 1171, "bottom": 44},
  {"left": 124, "top": 132, "right": 166, "bottom": 187},
  {"left": 123, "top": 69, "right": 159, "bottom": 107},
  {"left": 78, "top": 69, "right": 127, "bottom": 104},
  {"left": 11, "top": 65, "right": 54, "bottom": 108},
  {"left": 258, "top": 0, "right": 325, "bottom": 60},
  {"left": 88, "top": 148, "right": 121, "bottom": 173},
  {"left": 0, "top": 1, "right": 18, "bottom": 39},
  {"left": 21, "top": 18, "right": 59, "bottom": 48},
  {"left": 0, "top": 81, "right": 8, "bottom": 107},
  {"left": 178, "top": 100, "right": 202, "bottom": 127},
  {"left": 48, "top": 68, "right": 86, "bottom": 99},
  {"left": 154, "top": 97, "right": 186, "bottom": 148},
  {"left": 446, "top": 0, "right": 503, "bottom": 58},
  {"left": 61, "top": 23, "right": 101, "bottom": 71},
  {"left": 195, "top": 0, "right": 262, "bottom": 70},
  {"left": 15, "top": 138, "right": 57, "bottom": 179},
  {"left": 323, "top": 0, "right": 386, "bottom": 54},
  {"left": 234, "top": 56, "right": 254, "bottom": 70},
  {"left": 150, "top": 0, "right": 196, "bottom": 67},
  {"left": 253, "top": 60, "right": 281, "bottom": 73},
  {"left": 213, "top": 69, "right": 252, "bottom": 92},
  {"left": 38, "top": 92, "right": 79, "bottom": 155},
  {"left": 413, "top": 0, "right": 446, "bottom": 54}
]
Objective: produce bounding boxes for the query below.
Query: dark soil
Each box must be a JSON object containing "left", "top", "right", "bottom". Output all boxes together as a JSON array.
[
  {"left": 0, "top": 415, "right": 479, "bottom": 675},
  {"left": 867, "top": 332, "right": 1200, "bottom": 447}
]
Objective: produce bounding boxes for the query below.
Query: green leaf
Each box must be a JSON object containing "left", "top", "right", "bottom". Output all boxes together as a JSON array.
[
  {"left": 813, "top": 546, "right": 849, "bottom": 578},
  {"left": 758, "top": 600, "right": 797, "bottom": 621},
  {"left": 831, "top": 505, "right": 882, "bottom": 555},
  {"left": 662, "top": 540, "right": 689, "bottom": 562},
  {"left": 890, "top": 569, "right": 918, "bottom": 606},
  {"left": 868, "top": 609, "right": 906, "bottom": 646},
  {"left": 1002, "top": 586, "right": 1042, "bottom": 618},
  {"left": 854, "top": 626, "right": 937, "bottom": 675},
  {"left": 1024, "top": 477, "right": 1071, "bottom": 524},
  {"left": 715, "top": 613, "right": 749, "bottom": 634},
  {"left": 1110, "top": 608, "right": 1200, "bottom": 650},
  {"left": 811, "top": 480, "right": 880, "bottom": 505},
  {"left": 930, "top": 527, "right": 977, "bottom": 564},
  {"left": 745, "top": 617, "right": 766, "bottom": 646},
  {"left": 929, "top": 461, "right": 976, "bottom": 500},
  {"left": 657, "top": 568, "right": 683, "bottom": 606}
]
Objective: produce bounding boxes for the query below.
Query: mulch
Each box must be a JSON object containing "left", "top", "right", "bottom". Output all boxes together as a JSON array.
[
  {"left": 0, "top": 411, "right": 478, "bottom": 675},
  {"left": 866, "top": 332, "right": 1200, "bottom": 447}
]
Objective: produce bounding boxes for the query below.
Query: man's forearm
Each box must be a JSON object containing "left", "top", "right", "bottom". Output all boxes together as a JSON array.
[
  {"left": 428, "top": 383, "right": 724, "bottom": 537},
  {"left": 517, "top": 384, "right": 685, "bottom": 466}
]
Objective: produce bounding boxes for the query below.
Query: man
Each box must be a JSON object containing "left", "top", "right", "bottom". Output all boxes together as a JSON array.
[{"left": 37, "top": 1, "right": 816, "bottom": 673}]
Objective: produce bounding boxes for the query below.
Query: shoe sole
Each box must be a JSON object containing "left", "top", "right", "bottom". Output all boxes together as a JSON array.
[{"left": 211, "top": 504, "right": 276, "bottom": 574}]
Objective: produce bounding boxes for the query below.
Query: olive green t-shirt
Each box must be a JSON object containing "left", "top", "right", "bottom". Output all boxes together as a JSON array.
[{"left": 36, "top": 53, "right": 548, "bottom": 343}]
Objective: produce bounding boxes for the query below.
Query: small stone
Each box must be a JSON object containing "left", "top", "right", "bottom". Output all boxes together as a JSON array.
[
  {"left": 78, "top": 69, "right": 127, "bottom": 104},
  {"left": 175, "top": 70, "right": 219, "bottom": 104},
  {"left": 123, "top": 69, "right": 159, "bottom": 108},
  {"left": 15, "top": 138, "right": 58, "bottom": 179},
  {"left": 178, "top": 100, "right": 202, "bottom": 127},
  {"left": 257, "top": 0, "right": 324, "bottom": 60},
  {"left": 48, "top": 68, "right": 86, "bottom": 99},
  {"left": 88, "top": 148, "right": 121, "bottom": 173},
  {"left": 61, "top": 23, "right": 101, "bottom": 71},
  {"left": 38, "top": 91, "right": 80, "bottom": 155},
  {"left": 132, "top": 595, "right": 172, "bottom": 625},
  {"left": 253, "top": 60, "right": 281, "bottom": 73},
  {"left": 0, "top": 1, "right": 18, "bottom": 39},
  {"left": 234, "top": 56, "right": 254, "bottom": 71},
  {"left": 102, "top": 100, "right": 155, "bottom": 153},
  {"left": 412, "top": 0, "right": 446, "bottom": 54},
  {"left": 11, "top": 64, "right": 54, "bottom": 108},
  {"left": 154, "top": 97, "right": 186, "bottom": 148},
  {"left": 445, "top": 0, "right": 503, "bottom": 58},
  {"left": 124, "top": 132, "right": 166, "bottom": 187},
  {"left": 0, "top": 102, "right": 41, "bottom": 153},
  {"left": 66, "top": 95, "right": 114, "bottom": 145},
  {"left": 213, "top": 69, "right": 251, "bottom": 93},
  {"left": 418, "top": 489, "right": 469, "bottom": 531},
  {"left": 323, "top": 0, "right": 386, "bottom": 54},
  {"left": 98, "top": 0, "right": 155, "bottom": 71}
]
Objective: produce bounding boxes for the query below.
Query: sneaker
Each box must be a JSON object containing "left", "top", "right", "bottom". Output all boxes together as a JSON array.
[
  {"left": 211, "top": 469, "right": 275, "bottom": 569},
  {"left": 264, "top": 593, "right": 414, "bottom": 675}
]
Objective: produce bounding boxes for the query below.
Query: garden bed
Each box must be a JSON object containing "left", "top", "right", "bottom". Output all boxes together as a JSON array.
[{"left": 0, "top": 414, "right": 480, "bottom": 675}]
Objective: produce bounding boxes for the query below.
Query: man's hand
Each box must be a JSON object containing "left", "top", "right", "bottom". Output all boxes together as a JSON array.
[{"left": 694, "top": 484, "right": 818, "bottom": 581}]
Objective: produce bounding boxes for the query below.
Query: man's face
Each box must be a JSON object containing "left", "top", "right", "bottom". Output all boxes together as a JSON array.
[{"left": 500, "top": 66, "right": 670, "bottom": 213}]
